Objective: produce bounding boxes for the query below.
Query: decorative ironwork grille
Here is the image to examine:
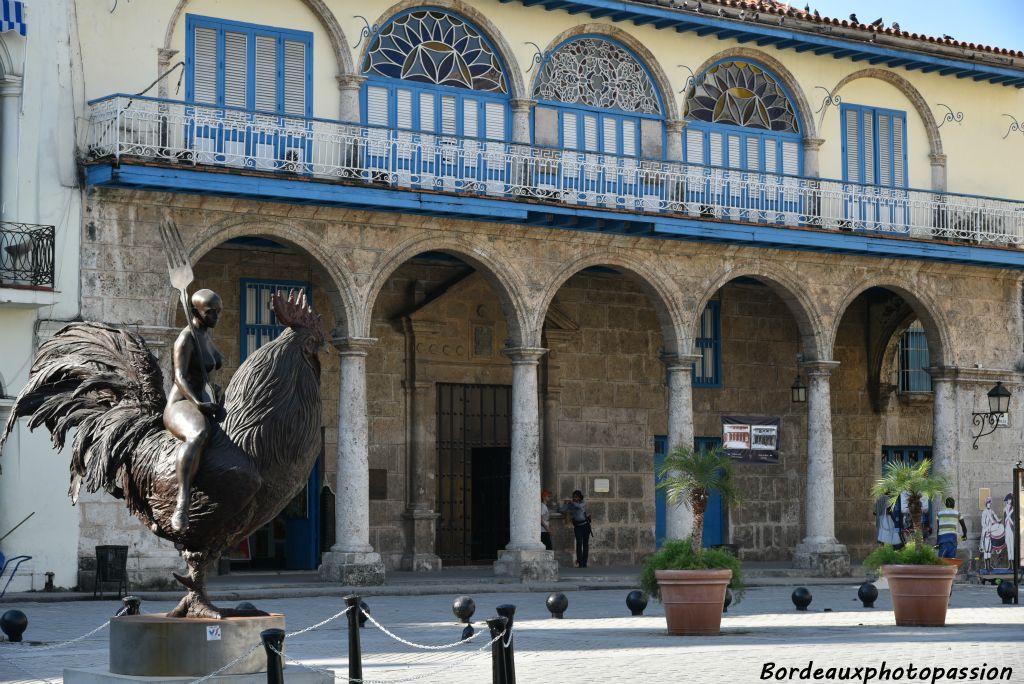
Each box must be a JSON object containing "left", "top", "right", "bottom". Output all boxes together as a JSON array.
[
  {"left": 0, "top": 222, "right": 55, "bottom": 288},
  {"left": 686, "top": 61, "right": 798, "bottom": 133},
  {"left": 898, "top": 320, "right": 932, "bottom": 393},
  {"left": 364, "top": 10, "right": 507, "bottom": 93},
  {"left": 533, "top": 37, "right": 660, "bottom": 115}
]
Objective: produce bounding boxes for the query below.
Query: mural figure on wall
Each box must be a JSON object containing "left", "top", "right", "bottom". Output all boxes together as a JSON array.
[
  {"left": 981, "top": 496, "right": 1007, "bottom": 570},
  {"left": 1004, "top": 492, "right": 1015, "bottom": 567}
]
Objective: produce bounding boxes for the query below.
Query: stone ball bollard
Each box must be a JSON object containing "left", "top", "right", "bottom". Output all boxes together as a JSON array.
[
  {"left": 546, "top": 592, "right": 568, "bottom": 619},
  {"left": 1, "top": 609, "right": 28, "bottom": 642},
  {"left": 857, "top": 582, "right": 878, "bottom": 608},
  {"left": 791, "top": 587, "right": 812, "bottom": 611},
  {"left": 997, "top": 580, "right": 1016, "bottom": 605},
  {"left": 723, "top": 588, "right": 733, "bottom": 613},
  {"left": 358, "top": 600, "right": 371, "bottom": 628},
  {"left": 452, "top": 595, "right": 476, "bottom": 624},
  {"left": 236, "top": 601, "right": 258, "bottom": 612},
  {"left": 625, "top": 590, "right": 648, "bottom": 616}
]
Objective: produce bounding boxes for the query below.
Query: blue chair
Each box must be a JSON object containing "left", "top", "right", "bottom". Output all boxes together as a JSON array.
[{"left": 0, "top": 551, "right": 33, "bottom": 599}]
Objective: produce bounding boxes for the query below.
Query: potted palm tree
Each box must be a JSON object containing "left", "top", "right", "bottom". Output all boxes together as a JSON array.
[
  {"left": 640, "top": 444, "right": 742, "bottom": 635},
  {"left": 866, "top": 458, "right": 955, "bottom": 627}
]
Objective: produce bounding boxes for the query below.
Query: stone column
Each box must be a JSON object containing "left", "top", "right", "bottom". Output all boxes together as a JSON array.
[
  {"left": 0, "top": 77, "right": 22, "bottom": 221},
  {"left": 665, "top": 120, "right": 685, "bottom": 162},
  {"left": 337, "top": 74, "right": 367, "bottom": 123},
  {"left": 156, "top": 48, "right": 179, "bottom": 100},
  {"left": 793, "top": 360, "right": 850, "bottom": 576},
  {"left": 802, "top": 137, "right": 825, "bottom": 179},
  {"left": 494, "top": 347, "right": 558, "bottom": 580},
  {"left": 401, "top": 379, "right": 441, "bottom": 571},
  {"left": 319, "top": 337, "right": 385, "bottom": 585},
  {"left": 929, "top": 153, "right": 948, "bottom": 193},
  {"left": 510, "top": 99, "right": 536, "bottom": 144},
  {"left": 928, "top": 366, "right": 959, "bottom": 498},
  {"left": 664, "top": 354, "right": 701, "bottom": 541},
  {"left": 542, "top": 386, "right": 561, "bottom": 495}
]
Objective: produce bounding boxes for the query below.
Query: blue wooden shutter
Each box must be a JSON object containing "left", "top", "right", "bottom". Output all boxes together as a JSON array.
[
  {"left": 222, "top": 31, "right": 247, "bottom": 109},
  {"left": 693, "top": 301, "right": 721, "bottom": 387},
  {"left": 283, "top": 39, "right": 306, "bottom": 116},
  {"left": 254, "top": 35, "right": 277, "bottom": 112},
  {"left": 193, "top": 26, "right": 218, "bottom": 105}
]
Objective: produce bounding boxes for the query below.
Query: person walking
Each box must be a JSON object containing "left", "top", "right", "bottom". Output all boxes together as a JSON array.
[
  {"left": 935, "top": 497, "right": 967, "bottom": 559},
  {"left": 559, "top": 490, "right": 591, "bottom": 568},
  {"left": 540, "top": 490, "right": 553, "bottom": 551}
]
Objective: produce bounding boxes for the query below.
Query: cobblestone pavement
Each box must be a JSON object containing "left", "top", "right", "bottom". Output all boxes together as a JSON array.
[{"left": 1, "top": 584, "right": 1022, "bottom": 683}]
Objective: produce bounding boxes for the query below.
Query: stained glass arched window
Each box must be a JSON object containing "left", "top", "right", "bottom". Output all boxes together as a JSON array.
[
  {"left": 532, "top": 36, "right": 664, "bottom": 159},
  {"left": 685, "top": 61, "right": 797, "bottom": 133},
  {"left": 683, "top": 60, "right": 802, "bottom": 176},
  {"left": 362, "top": 9, "right": 510, "bottom": 142},
  {"left": 364, "top": 10, "right": 507, "bottom": 94}
]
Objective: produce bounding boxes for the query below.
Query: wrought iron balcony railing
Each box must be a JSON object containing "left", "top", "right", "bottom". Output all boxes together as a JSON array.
[
  {"left": 87, "top": 95, "right": 1024, "bottom": 248},
  {"left": 0, "top": 222, "right": 55, "bottom": 289}
]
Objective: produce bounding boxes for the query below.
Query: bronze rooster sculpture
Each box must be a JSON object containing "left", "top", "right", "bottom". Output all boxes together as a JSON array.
[{"left": 0, "top": 290, "right": 328, "bottom": 618}]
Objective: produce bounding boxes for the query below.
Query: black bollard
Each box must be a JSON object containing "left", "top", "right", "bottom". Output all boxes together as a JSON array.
[
  {"left": 997, "top": 581, "right": 1016, "bottom": 605},
  {"left": 261, "top": 628, "right": 285, "bottom": 684},
  {"left": 0, "top": 610, "right": 27, "bottom": 642},
  {"left": 344, "top": 595, "right": 363, "bottom": 683},
  {"left": 115, "top": 596, "right": 142, "bottom": 616},
  {"left": 723, "top": 588, "right": 733, "bottom": 613},
  {"left": 545, "top": 593, "right": 568, "bottom": 619},
  {"left": 236, "top": 601, "right": 258, "bottom": 612},
  {"left": 486, "top": 616, "right": 509, "bottom": 684},
  {"left": 792, "top": 587, "right": 812, "bottom": 611},
  {"left": 626, "top": 590, "right": 648, "bottom": 616},
  {"left": 495, "top": 604, "right": 516, "bottom": 684},
  {"left": 452, "top": 595, "right": 476, "bottom": 623},
  {"left": 857, "top": 582, "right": 878, "bottom": 608}
]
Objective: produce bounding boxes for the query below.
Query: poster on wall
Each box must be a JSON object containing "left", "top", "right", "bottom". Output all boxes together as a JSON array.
[{"left": 721, "top": 416, "right": 780, "bottom": 464}]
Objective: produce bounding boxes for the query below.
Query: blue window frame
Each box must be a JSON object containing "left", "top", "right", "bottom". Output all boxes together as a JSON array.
[
  {"left": 655, "top": 436, "right": 725, "bottom": 548},
  {"left": 240, "top": 278, "right": 312, "bottom": 361},
  {"left": 841, "top": 104, "right": 907, "bottom": 188},
  {"left": 185, "top": 15, "right": 313, "bottom": 170},
  {"left": 898, "top": 321, "right": 932, "bottom": 392},
  {"left": 694, "top": 301, "right": 721, "bottom": 388}
]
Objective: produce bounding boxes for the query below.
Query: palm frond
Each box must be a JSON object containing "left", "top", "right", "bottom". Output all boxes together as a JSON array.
[
  {"left": 657, "top": 444, "right": 741, "bottom": 508},
  {"left": 870, "top": 459, "right": 949, "bottom": 508}
]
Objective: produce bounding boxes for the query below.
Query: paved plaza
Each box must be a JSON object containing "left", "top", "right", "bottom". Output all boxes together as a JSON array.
[{"left": 1, "top": 583, "right": 1022, "bottom": 684}]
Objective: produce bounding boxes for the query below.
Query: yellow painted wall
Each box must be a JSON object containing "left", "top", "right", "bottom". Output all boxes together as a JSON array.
[{"left": 75, "top": 0, "right": 1024, "bottom": 200}]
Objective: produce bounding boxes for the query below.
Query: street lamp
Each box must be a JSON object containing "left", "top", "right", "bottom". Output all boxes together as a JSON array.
[
  {"left": 791, "top": 374, "right": 806, "bottom": 403},
  {"left": 971, "top": 381, "right": 1012, "bottom": 449}
]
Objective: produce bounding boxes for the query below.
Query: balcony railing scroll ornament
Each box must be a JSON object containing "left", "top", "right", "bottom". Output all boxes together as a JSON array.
[{"left": 935, "top": 103, "right": 964, "bottom": 129}]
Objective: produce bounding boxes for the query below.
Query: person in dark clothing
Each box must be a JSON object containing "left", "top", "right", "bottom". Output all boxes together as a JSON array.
[{"left": 559, "top": 490, "right": 591, "bottom": 568}]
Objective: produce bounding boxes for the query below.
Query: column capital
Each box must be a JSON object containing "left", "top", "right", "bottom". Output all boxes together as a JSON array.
[
  {"left": 502, "top": 346, "right": 548, "bottom": 364},
  {"left": 661, "top": 352, "right": 701, "bottom": 371},
  {"left": 800, "top": 359, "right": 840, "bottom": 376},
  {"left": 157, "top": 48, "right": 179, "bottom": 61},
  {"left": 666, "top": 119, "right": 687, "bottom": 133},
  {"left": 0, "top": 76, "right": 22, "bottom": 97},
  {"left": 510, "top": 98, "right": 537, "bottom": 111},
  {"left": 928, "top": 153, "right": 948, "bottom": 166},
  {"left": 926, "top": 365, "right": 960, "bottom": 382},
  {"left": 802, "top": 137, "right": 826, "bottom": 150},
  {"left": 336, "top": 74, "right": 368, "bottom": 91},
  {"left": 331, "top": 336, "right": 376, "bottom": 355}
]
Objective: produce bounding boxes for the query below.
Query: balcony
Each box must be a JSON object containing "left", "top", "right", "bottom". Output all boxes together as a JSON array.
[
  {"left": 85, "top": 95, "right": 1024, "bottom": 255},
  {"left": 0, "top": 222, "right": 55, "bottom": 290}
]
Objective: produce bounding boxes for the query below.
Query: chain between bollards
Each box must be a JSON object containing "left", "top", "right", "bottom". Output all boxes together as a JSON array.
[
  {"left": 261, "top": 628, "right": 285, "bottom": 684},
  {"left": 345, "top": 594, "right": 364, "bottom": 683}
]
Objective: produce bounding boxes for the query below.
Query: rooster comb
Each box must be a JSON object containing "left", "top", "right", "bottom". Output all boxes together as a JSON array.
[{"left": 271, "top": 289, "right": 328, "bottom": 343}]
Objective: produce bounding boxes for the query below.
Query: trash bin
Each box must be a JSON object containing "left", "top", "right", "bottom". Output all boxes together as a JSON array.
[{"left": 94, "top": 545, "right": 129, "bottom": 599}]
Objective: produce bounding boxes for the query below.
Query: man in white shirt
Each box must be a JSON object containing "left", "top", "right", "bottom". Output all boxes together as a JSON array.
[{"left": 540, "top": 490, "right": 552, "bottom": 550}]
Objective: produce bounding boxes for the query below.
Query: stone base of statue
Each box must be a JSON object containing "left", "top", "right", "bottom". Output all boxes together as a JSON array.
[{"left": 63, "top": 613, "right": 333, "bottom": 684}]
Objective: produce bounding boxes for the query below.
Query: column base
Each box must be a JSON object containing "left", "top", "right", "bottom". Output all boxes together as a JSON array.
[
  {"left": 793, "top": 541, "right": 851, "bottom": 577},
  {"left": 401, "top": 509, "right": 442, "bottom": 572},
  {"left": 493, "top": 548, "right": 559, "bottom": 582},
  {"left": 318, "top": 551, "right": 385, "bottom": 585}
]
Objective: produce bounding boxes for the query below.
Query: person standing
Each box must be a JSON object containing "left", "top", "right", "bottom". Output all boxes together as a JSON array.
[
  {"left": 874, "top": 495, "right": 902, "bottom": 549},
  {"left": 935, "top": 497, "right": 967, "bottom": 559},
  {"left": 540, "top": 490, "right": 553, "bottom": 551},
  {"left": 559, "top": 490, "right": 590, "bottom": 568}
]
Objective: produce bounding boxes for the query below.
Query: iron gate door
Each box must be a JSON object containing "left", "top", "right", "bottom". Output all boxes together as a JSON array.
[{"left": 437, "top": 384, "right": 512, "bottom": 565}]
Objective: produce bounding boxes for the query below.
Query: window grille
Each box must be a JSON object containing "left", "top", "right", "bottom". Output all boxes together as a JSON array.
[
  {"left": 898, "top": 321, "right": 932, "bottom": 393},
  {"left": 693, "top": 301, "right": 721, "bottom": 387},
  {"left": 240, "top": 279, "right": 312, "bottom": 362}
]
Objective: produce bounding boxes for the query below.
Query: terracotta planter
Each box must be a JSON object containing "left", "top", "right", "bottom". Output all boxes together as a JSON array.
[
  {"left": 655, "top": 568, "right": 732, "bottom": 635},
  {"left": 883, "top": 564, "right": 957, "bottom": 627}
]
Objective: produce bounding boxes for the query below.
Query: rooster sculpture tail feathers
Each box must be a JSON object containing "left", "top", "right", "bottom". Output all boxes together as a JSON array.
[{"left": 0, "top": 323, "right": 167, "bottom": 503}]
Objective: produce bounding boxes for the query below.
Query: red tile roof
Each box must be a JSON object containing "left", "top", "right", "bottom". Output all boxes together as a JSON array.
[{"left": 630, "top": 0, "right": 1024, "bottom": 61}]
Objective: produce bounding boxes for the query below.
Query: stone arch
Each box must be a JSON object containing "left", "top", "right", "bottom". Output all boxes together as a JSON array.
[
  {"left": 165, "top": 216, "right": 357, "bottom": 338},
  {"left": 162, "top": 0, "right": 354, "bottom": 75},
  {"left": 530, "top": 24, "right": 680, "bottom": 121},
  {"left": 357, "top": 0, "right": 525, "bottom": 100},
  {"left": 695, "top": 264, "right": 827, "bottom": 360},
  {"left": 535, "top": 252, "right": 687, "bottom": 355},
  {"left": 829, "top": 278, "right": 953, "bottom": 369},
  {"left": 829, "top": 68, "right": 943, "bottom": 157},
  {"left": 687, "top": 47, "right": 816, "bottom": 139},
  {"left": 363, "top": 233, "right": 531, "bottom": 345}
]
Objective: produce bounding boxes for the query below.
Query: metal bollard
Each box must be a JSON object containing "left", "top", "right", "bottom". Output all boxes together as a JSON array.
[
  {"left": 495, "top": 604, "right": 516, "bottom": 684},
  {"left": 344, "top": 594, "right": 363, "bottom": 683},
  {"left": 486, "top": 616, "right": 508, "bottom": 684},
  {"left": 260, "top": 628, "right": 285, "bottom": 684}
]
